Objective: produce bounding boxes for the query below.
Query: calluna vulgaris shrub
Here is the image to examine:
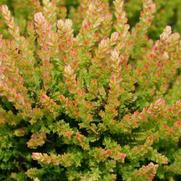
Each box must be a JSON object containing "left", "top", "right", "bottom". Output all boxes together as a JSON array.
[
  {"left": 1, "top": 0, "right": 181, "bottom": 39},
  {"left": 0, "top": 0, "right": 181, "bottom": 180}
]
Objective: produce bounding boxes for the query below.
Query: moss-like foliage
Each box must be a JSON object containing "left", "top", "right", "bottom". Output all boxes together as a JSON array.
[{"left": 0, "top": 0, "right": 180, "bottom": 180}]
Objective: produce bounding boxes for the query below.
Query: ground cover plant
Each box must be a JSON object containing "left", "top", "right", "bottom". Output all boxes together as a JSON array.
[
  {"left": 1, "top": 0, "right": 181, "bottom": 39},
  {"left": 0, "top": 0, "right": 181, "bottom": 180}
]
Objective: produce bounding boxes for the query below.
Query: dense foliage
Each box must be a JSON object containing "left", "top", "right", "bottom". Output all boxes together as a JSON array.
[
  {"left": 0, "top": 0, "right": 181, "bottom": 180},
  {"left": 1, "top": 0, "right": 181, "bottom": 39}
]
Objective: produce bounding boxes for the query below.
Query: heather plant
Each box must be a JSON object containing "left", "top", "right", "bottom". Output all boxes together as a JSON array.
[
  {"left": 0, "top": 0, "right": 181, "bottom": 181},
  {"left": 1, "top": 0, "right": 181, "bottom": 39},
  {"left": 68, "top": 0, "right": 181, "bottom": 38},
  {"left": 123, "top": 0, "right": 181, "bottom": 39}
]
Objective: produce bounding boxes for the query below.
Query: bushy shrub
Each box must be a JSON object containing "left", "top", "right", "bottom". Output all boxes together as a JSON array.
[
  {"left": 68, "top": 0, "right": 181, "bottom": 39},
  {"left": 1, "top": 0, "right": 181, "bottom": 39},
  {"left": 0, "top": 0, "right": 181, "bottom": 180}
]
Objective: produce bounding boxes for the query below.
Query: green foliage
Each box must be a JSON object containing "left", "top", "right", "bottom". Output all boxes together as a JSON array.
[
  {"left": 0, "top": 0, "right": 180, "bottom": 181},
  {"left": 1, "top": 0, "right": 181, "bottom": 39}
]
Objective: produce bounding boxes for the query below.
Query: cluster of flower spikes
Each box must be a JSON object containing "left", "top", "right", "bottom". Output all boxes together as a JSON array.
[
  {"left": 1, "top": 0, "right": 181, "bottom": 39},
  {"left": 118, "top": 0, "right": 181, "bottom": 39},
  {"left": 0, "top": 0, "right": 181, "bottom": 181}
]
